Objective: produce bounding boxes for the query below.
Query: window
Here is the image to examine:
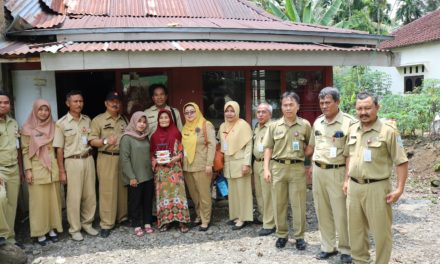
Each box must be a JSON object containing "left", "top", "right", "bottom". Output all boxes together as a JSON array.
[
  {"left": 203, "top": 71, "right": 245, "bottom": 129},
  {"left": 251, "top": 70, "right": 281, "bottom": 127},
  {"left": 404, "top": 75, "right": 424, "bottom": 93}
]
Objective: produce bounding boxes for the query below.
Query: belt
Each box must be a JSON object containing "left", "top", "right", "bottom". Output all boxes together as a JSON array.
[
  {"left": 254, "top": 158, "right": 263, "bottom": 162},
  {"left": 314, "top": 161, "right": 345, "bottom": 169},
  {"left": 350, "top": 177, "right": 389, "bottom": 184},
  {"left": 99, "top": 151, "right": 120, "bottom": 156},
  {"left": 66, "top": 151, "right": 92, "bottom": 159},
  {"left": 271, "top": 158, "right": 301, "bottom": 165}
]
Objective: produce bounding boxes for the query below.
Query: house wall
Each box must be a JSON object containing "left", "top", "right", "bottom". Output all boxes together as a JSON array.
[
  {"left": 374, "top": 40, "right": 440, "bottom": 94},
  {"left": 12, "top": 70, "right": 58, "bottom": 125}
]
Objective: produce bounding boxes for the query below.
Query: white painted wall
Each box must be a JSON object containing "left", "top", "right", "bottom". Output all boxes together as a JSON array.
[
  {"left": 373, "top": 40, "right": 440, "bottom": 94},
  {"left": 12, "top": 70, "right": 58, "bottom": 126}
]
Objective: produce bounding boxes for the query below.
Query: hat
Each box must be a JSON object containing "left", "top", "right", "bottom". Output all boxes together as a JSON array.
[{"left": 105, "top": 91, "right": 122, "bottom": 101}]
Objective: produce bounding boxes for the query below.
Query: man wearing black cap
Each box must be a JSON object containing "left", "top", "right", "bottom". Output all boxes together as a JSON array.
[{"left": 89, "top": 91, "right": 128, "bottom": 238}]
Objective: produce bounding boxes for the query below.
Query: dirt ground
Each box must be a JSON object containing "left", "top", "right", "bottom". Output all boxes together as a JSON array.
[{"left": 11, "top": 136, "right": 440, "bottom": 264}]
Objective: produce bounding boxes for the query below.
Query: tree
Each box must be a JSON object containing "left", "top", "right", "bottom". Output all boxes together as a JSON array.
[{"left": 396, "top": 0, "right": 425, "bottom": 25}]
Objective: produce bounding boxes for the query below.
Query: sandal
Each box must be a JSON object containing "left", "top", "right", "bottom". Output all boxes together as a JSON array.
[
  {"left": 144, "top": 225, "right": 154, "bottom": 234},
  {"left": 159, "top": 224, "right": 169, "bottom": 232},
  {"left": 179, "top": 224, "right": 189, "bottom": 233},
  {"left": 193, "top": 217, "right": 201, "bottom": 225},
  {"left": 134, "top": 227, "right": 144, "bottom": 237}
]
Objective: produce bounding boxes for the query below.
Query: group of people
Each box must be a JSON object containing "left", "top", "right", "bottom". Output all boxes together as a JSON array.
[{"left": 0, "top": 83, "right": 408, "bottom": 264}]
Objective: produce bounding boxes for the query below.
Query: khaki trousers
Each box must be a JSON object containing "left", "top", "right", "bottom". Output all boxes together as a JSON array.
[
  {"left": 0, "top": 165, "right": 19, "bottom": 242},
  {"left": 97, "top": 153, "right": 127, "bottom": 229},
  {"left": 271, "top": 162, "right": 306, "bottom": 239},
  {"left": 65, "top": 156, "right": 96, "bottom": 234},
  {"left": 227, "top": 175, "right": 253, "bottom": 222},
  {"left": 184, "top": 170, "right": 212, "bottom": 225},
  {"left": 312, "top": 164, "right": 350, "bottom": 254},
  {"left": 347, "top": 179, "right": 392, "bottom": 264},
  {"left": 28, "top": 182, "right": 63, "bottom": 237},
  {"left": 253, "top": 160, "right": 275, "bottom": 229}
]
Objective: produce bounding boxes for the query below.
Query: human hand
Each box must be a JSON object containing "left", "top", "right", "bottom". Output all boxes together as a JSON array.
[
  {"left": 264, "top": 170, "right": 272, "bottom": 183},
  {"left": 107, "top": 134, "right": 118, "bottom": 145},
  {"left": 386, "top": 189, "right": 403, "bottom": 204},
  {"left": 25, "top": 170, "right": 33, "bottom": 185},
  {"left": 59, "top": 171, "right": 67, "bottom": 185},
  {"left": 342, "top": 179, "right": 349, "bottom": 195},
  {"left": 130, "top": 179, "right": 138, "bottom": 187},
  {"left": 205, "top": 166, "right": 213, "bottom": 176},
  {"left": 242, "top": 165, "right": 250, "bottom": 175}
]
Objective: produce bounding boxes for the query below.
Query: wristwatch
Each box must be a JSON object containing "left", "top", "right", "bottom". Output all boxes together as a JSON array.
[{"left": 103, "top": 138, "right": 108, "bottom": 145}]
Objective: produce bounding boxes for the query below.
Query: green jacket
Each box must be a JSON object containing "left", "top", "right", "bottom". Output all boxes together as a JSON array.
[{"left": 119, "top": 134, "right": 153, "bottom": 185}]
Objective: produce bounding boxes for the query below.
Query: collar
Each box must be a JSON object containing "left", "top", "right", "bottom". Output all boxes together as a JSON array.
[
  {"left": 0, "top": 115, "right": 13, "bottom": 123},
  {"left": 67, "top": 112, "right": 86, "bottom": 122},
  {"left": 104, "top": 111, "right": 122, "bottom": 120},
  {"left": 357, "top": 118, "right": 382, "bottom": 132},
  {"left": 279, "top": 116, "right": 300, "bottom": 127},
  {"left": 322, "top": 110, "right": 343, "bottom": 125},
  {"left": 150, "top": 105, "right": 171, "bottom": 112}
]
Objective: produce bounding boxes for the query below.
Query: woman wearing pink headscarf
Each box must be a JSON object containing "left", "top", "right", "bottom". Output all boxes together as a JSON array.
[{"left": 21, "top": 99, "right": 62, "bottom": 246}]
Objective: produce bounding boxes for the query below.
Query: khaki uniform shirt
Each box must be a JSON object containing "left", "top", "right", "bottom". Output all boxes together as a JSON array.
[
  {"left": 344, "top": 118, "right": 408, "bottom": 180},
  {"left": 21, "top": 135, "right": 59, "bottom": 184},
  {"left": 89, "top": 111, "right": 127, "bottom": 152},
  {"left": 263, "top": 117, "right": 311, "bottom": 161},
  {"left": 0, "top": 115, "right": 19, "bottom": 166},
  {"left": 144, "top": 105, "right": 183, "bottom": 138},
  {"left": 309, "top": 111, "right": 355, "bottom": 165},
  {"left": 182, "top": 122, "right": 216, "bottom": 172},
  {"left": 53, "top": 113, "right": 92, "bottom": 158},
  {"left": 253, "top": 121, "right": 271, "bottom": 160}
]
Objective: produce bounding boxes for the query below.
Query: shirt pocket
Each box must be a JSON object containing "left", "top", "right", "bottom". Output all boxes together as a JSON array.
[
  {"left": 334, "top": 136, "right": 347, "bottom": 149},
  {"left": 368, "top": 139, "right": 385, "bottom": 161},
  {"left": 64, "top": 130, "right": 77, "bottom": 148}
]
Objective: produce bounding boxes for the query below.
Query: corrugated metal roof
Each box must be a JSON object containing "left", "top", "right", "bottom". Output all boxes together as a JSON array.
[
  {"left": 0, "top": 41, "right": 386, "bottom": 56},
  {"left": 59, "top": 16, "right": 368, "bottom": 35},
  {"left": 5, "top": 0, "right": 65, "bottom": 28},
  {"left": 41, "top": 0, "right": 66, "bottom": 14}
]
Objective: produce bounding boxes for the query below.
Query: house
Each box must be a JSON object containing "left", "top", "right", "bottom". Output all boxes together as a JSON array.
[
  {"left": 378, "top": 8, "right": 440, "bottom": 94},
  {"left": 0, "top": 0, "right": 393, "bottom": 127}
]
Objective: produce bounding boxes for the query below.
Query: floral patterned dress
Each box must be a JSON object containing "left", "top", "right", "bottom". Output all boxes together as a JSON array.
[{"left": 154, "top": 140, "right": 190, "bottom": 227}]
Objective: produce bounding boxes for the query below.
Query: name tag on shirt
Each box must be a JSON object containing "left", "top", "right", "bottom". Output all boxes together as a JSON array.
[
  {"left": 183, "top": 150, "right": 187, "bottom": 157},
  {"left": 258, "top": 143, "right": 264, "bottom": 152},
  {"left": 292, "top": 141, "right": 300, "bottom": 151},
  {"left": 16, "top": 138, "right": 20, "bottom": 149},
  {"left": 223, "top": 142, "right": 228, "bottom": 152},
  {"left": 329, "top": 147, "right": 337, "bottom": 158},
  {"left": 364, "top": 149, "right": 372, "bottom": 162},
  {"left": 81, "top": 135, "right": 88, "bottom": 145}
]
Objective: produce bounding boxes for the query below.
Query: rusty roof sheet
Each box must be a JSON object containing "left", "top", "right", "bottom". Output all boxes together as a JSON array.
[
  {"left": 380, "top": 8, "right": 440, "bottom": 49},
  {"left": 57, "top": 16, "right": 368, "bottom": 35},
  {"left": 5, "top": 0, "right": 66, "bottom": 29},
  {"left": 0, "top": 41, "right": 386, "bottom": 56}
]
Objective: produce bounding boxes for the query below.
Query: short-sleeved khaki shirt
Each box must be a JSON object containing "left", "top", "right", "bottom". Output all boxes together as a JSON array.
[
  {"left": 0, "top": 115, "right": 19, "bottom": 166},
  {"left": 263, "top": 117, "right": 311, "bottom": 161},
  {"left": 309, "top": 111, "right": 355, "bottom": 165},
  {"left": 253, "top": 121, "right": 271, "bottom": 160},
  {"left": 53, "top": 112, "right": 92, "bottom": 158},
  {"left": 89, "top": 111, "right": 127, "bottom": 152},
  {"left": 344, "top": 118, "right": 408, "bottom": 180},
  {"left": 144, "top": 105, "right": 183, "bottom": 138}
]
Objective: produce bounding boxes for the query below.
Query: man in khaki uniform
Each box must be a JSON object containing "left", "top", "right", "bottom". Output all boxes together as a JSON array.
[
  {"left": 253, "top": 103, "right": 275, "bottom": 236},
  {"left": 263, "top": 91, "right": 311, "bottom": 250},
  {"left": 343, "top": 91, "right": 408, "bottom": 264},
  {"left": 89, "top": 91, "right": 128, "bottom": 238},
  {"left": 307, "top": 87, "right": 354, "bottom": 263},
  {"left": 53, "top": 90, "right": 98, "bottom": 241},
  {"left": 0, "top": 91, "right": 20, "bottom": 245},
  {"left": 144, "top": 84, "right": 182, "bottom": 138}
]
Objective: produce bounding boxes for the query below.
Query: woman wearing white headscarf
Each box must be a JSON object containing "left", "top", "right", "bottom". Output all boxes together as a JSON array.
[{"left": 218, "top": 101, "right": 253, "bottom": 230}]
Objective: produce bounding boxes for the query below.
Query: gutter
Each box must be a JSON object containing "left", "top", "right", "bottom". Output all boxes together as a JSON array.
[{"left": 7, "top": 27, "right": 393, "bottom": 42}]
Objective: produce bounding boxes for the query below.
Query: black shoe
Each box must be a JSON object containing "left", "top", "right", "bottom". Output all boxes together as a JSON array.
[
  {"left": 258, "top": 228, "right": 276, "bottom": 236},
  {"left": 100, "top": 229, "right": 111, "bottom": 238},
  {"left": 198, "top": 225, "right": 209, "bottom": 232},
  {"left": 316, "top": 251, "right": 338, "bottom": 260},
  {"left": 253, "top": 218, "right": 263, "bottom": 225},
  {"left": 15, "top": 242, "right": 25, "bottom": 249},
  {"left": 295, "top": 239, "right": 306, "bottom": 250},
  {"left": 226, "top": 219, "right": 237, "bottom": 226},
  {"left": 341, "top": 254, "right": 353, "bottom": 263},
  {"left": 0, "top": 237, "right": 6, "bottom": 247},
  {"left": 231, "top": 221, "right": 247, "bottom": 230},
  {"left": 275, "top": 237, "right": 288, "bottom": 248},
  {"left": 48, "top": 234, "right": 59, "bottom": 243},
  {"left": 36, "top": 238, "right": 47, "bottom": 246}
]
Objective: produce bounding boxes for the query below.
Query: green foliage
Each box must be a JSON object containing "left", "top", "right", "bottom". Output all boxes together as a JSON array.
[
  {"left": 333, "top": 66, "right": 391, "bottom": 115},
  {"left": 433, "top": 158, "right": 440, "bottom": 172}
]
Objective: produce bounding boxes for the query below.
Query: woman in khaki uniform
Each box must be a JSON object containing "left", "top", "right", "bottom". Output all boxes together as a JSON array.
[
  {"left": 21, "top": 99, "right": 62, "bottom": 245},
  {"left": 182, "top": 102, "right": 216, "bottom": 231},
  {"left": 218, "top": 101, "right": 253, "bottom": 230}
]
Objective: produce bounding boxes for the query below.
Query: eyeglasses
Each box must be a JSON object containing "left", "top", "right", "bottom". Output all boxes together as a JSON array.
[{"left": 184, "top": 110, "right": 196, "bottom": 116}]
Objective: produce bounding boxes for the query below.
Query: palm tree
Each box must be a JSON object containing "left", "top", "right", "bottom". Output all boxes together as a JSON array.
[{"left": 396, "top": 0, "right": 425, "bottom": 25}]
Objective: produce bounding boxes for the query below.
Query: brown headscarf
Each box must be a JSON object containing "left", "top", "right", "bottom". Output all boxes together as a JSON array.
[
  {"left": 220, "top": 101, "right": 252, "bottom": 156},
  {"left": 123, "top": 111, "right": 149, "bottom": 140},
  {"left": 21, "top": 99, "right": 55, "bottom": 170}
]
